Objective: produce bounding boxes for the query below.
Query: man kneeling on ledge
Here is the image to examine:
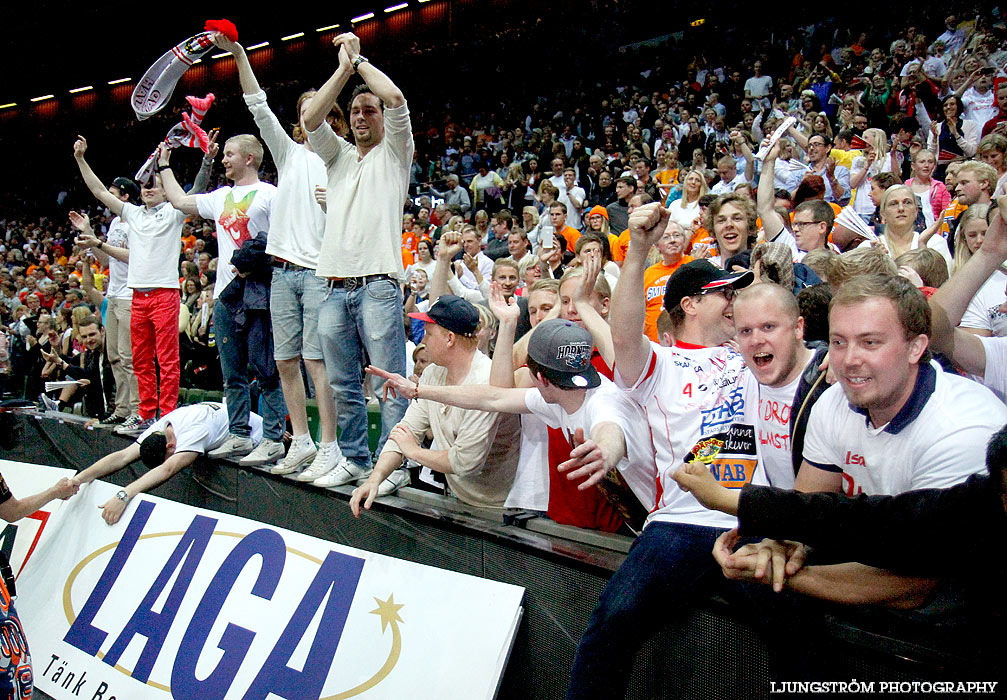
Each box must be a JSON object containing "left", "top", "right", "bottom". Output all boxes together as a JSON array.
[{"left": 73, "top": 402, "right": 262, "bottom": 524}]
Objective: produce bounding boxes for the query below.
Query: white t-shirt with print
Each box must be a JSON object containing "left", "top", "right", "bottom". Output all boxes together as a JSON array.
[
  {"left": 616, "top": 342, "right": 765, "bottom": 529},
  {"left": 961, "top": 268, "right": 1007, "bottom": 337},
  {"left": 742, "top": 367, "right": 805, "bottom": 489},
  {"left": 119, "top": 202, "right": 186, "bottom": 290},
  {"left": 137, "top": 402, "right": 263, "bottom": 455},
  {"left": 196, "top": 183, "right": 277, "bottom": 299},
  {"left": 801, "top": 364, "right": 1004, "bottom": 496}
]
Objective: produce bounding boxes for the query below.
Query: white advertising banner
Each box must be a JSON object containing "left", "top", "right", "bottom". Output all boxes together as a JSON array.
[{"left": 6, "top": 461, "right": 524, "bottom": 700}]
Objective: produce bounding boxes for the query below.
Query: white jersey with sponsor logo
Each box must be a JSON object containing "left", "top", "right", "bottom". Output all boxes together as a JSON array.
[
  {"left": 616, "top": 342, "right": 765, "bottom": 529},
  {"left": 802, "top": 363, "right": 1004, "bottom": 496}
]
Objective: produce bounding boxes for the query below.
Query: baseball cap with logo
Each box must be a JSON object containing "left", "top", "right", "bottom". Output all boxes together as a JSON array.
[
  {"left": 408, "top": 294, "right": 479, "bottom": 337},
  {"left": 527, "top": 319, "right": 601, "bottom": 389},
  {"left": 663, "top": 259, "right": 753, "bottom": 313}
]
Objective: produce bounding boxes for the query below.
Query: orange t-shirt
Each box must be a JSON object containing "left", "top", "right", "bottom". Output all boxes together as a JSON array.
[
  {"left": 181, "top": 234, "right": 197, "bottom": 251},
  {"left": 688, "top": 227, "right": 718, "bottom": 258},
  {"left": 941, "top": 198, "right": 969, "bottom": 237},
  {"left": 557, "top": 225, "right": 581, "bottom": 251},
  {"left": 643, "top": 257, "right": 693, "bottom": 341},
  {"left": 401, "top": 231, "right": 418, "bottom": 268},
  {"left": 655, "top": 168, "right": 680, "bottom": 186},
  {"left": 612, "top": 229, "right": 631, "bottom": 262}
]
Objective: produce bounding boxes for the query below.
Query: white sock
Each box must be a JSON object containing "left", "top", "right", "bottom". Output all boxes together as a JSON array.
[{"left": 292, "top": 433, "right": 313, "bottom": 446}]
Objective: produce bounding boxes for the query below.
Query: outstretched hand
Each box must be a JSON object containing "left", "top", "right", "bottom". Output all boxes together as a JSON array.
[
  {"left": 68, "top": 211, "right": 93, "bottom": 235},
  {"left": 438, "top": 231, "right": 463, "bottom": 261},
  {"left": 365, "top": 365, "right": 418, "bottom": 401},
  {"left": 557, "top": 427, "right": 609, "bottom": 490},
  {"left": 73, "top": 135, "right": 87, "bottom": 158},
  {"left": 574, "top": 253, "right": 602, "bottom": 306}
]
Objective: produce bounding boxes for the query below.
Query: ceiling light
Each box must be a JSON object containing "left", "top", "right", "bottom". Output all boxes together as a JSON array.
[
  {"left": 316, "top": 24, "right": 340, "bottom": 32},
  {"left": 69, "top": 86, "right": 93, "bottom": 94},
  {"left": 281, "top": 32, "right": 305, "bottom": 41},
  {"left": 30, "top": 95, "right": 54, "bottom": 103},
  {"left": 108, "top": 78, "right": 131, "bottom": 85},
  {"left": 351, "top": 12, "right": 375, "bottom": 23},
  {"left": 385, "top": 3, "right": 408, "bottom": 11},
  {"left": 246, "top": 41, "right": 270, "bottom": 50}
]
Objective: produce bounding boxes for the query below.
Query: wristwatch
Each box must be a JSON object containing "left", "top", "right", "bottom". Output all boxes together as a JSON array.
[
  {"left": 115, "top": 490, "right": 130, "bottom": 504},
  {"left": 352, "top": 55, "right": 369, "bottom": 71}
]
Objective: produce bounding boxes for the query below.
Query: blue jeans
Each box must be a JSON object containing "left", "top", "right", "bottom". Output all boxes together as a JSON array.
[
  {"left": 214, "top": 300, "right": 287, "bottom": 441},
  {"left": 317, "top": 278, "right": 407, "bottom": 464},
  {"left": 566, "top": 521, "right": 726, "bottom": 700},
  {"left": 270, "top": 267, "right": 328, "bottom": 361}
]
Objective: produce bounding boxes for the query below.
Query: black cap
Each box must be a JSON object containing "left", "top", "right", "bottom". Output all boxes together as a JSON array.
[
  {"left": 111, "top": 177, "right": 141, "bottom": 202},
  {"left": 527, "top": 319, "right": 601, "bottom": 389},
  {"left": 663, "top": 259, "right": 754, "bottom": 313},
  {"left": 408, "top": 295, "right": 479, "bottom": 337}
]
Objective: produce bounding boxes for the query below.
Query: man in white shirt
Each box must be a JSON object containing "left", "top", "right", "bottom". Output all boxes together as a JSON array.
[
  {"left": 961, "top": 68, "right": 998, "bottom": 127},
  {"left": 740, "top": 274, "right": 1007, "bottom": 605},
  {"left": 302, "top": 32, "right": 413, "bottom": 486},
  {"left": 73, "top": 138, "right": 198, "bottom": 435},
  {"left": 734, "top": 284, "right": 814, "bottom": 489},
  {"left": 95, "top": 177, "right": 142, "bottom": 427},
  {"left": 568, "top": 202, "right": 758, "bottom": 700},
  {"left": 159, "top": 136, "right": 286, "bottom": 464},
  {"left": 558, "top": 168, "right": 586, "bottom": 230},
  {"left": 210, "top": 32, "right": 343, "bottom": 478},
  {"left": 744, "top": 61, "right": 773, "bottom": 109},
  {"left": 73, "top": 402, "right": 263, "bottom": 525}
]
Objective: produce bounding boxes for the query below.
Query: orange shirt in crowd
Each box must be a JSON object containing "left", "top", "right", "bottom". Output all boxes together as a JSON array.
[
  {"left": 941, "top": 198, "right": 969, "bottom": 237},
  {"left": 655, "top": 168, "right": 680, "bottom": 186},
  {"left": 612, "top": 229, "right": 631, "bottom": 262},
  {"left": 181, "top": 234, "right": 197, "bottom": 251},
  {"left": 557, "top": 225, "right": 581, "bottom": 251},
  {"left": 688, "top": 227, "right": 718, "bottom": 258},
  {"left": 401, "top": 231, "right": 418, "bottom": 268},
  {"left": 643, "top": 257, "right": 693, "bottom": 341}
]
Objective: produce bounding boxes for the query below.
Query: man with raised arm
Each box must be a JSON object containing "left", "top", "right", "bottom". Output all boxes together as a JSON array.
[
  {"left": 73, "top": 137, "right": 210, "bottom": 435},
  {"left": 299, "top": 32, "right": 414, "bottom": 489},
  {"left": 209, "top": 32, "right": 343, "bottom": 477},
  {"left": 158, "top": 134, "right": 286, "bottom": 466},
  {"left": 930, "top": 197, "right": 1007, "bottom": 401},
  {"left": 566, "top": 202, "right": 757, "bottom": 700}
]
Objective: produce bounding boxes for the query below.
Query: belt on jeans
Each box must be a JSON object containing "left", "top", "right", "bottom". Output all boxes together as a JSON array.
[
  {"left": 271, "top": 258, "right": 312, "bottom": 272},
  {"left": 326, "top": 274, "right": 396, "bottom": 290}
]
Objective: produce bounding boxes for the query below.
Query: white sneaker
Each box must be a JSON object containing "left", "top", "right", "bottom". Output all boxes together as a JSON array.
[
  {"left": 312, "top": 456, "right": 370, "bottom": 488},
  {"left": 377, "top": 468, "right": 411, "bottom": 496},
  {"left": 239, "top": 439, "right": 285, "bottom": 467},
  {"left": 295, "top": 443, "right": 345, "bottom": 482},
  {"left": 270, "top": 437, "right": 317, "bottom": 475},
  {"left": 207, "top": 434, "right": 256, "bottom": 459}
]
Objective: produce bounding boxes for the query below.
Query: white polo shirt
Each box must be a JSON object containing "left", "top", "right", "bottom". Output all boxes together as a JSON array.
[
  {"left": 961, "top": 268, "right": 1007, "bottom": 337},
  {"left": 119, "top": 202, "right": 185, "bottom": 290},
  {"left": 802, "top": 363, "right": 1005, "bottom": 496}
]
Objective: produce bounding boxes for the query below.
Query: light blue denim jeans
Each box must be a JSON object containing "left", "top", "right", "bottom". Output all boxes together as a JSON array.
[
  {"left": 317, "top": 277, "right": 408, "bottom": 465},
  {"left": 270, "top": 266, "right": 329, "bottom": 361}
]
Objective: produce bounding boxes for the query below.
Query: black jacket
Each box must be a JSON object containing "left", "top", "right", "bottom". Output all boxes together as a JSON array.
[{"left": 789, "top": 342, "right": 829, "bottom": 477}]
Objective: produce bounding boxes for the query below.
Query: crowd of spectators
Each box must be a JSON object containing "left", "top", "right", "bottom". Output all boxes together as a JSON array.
[{"left": 1, "top": 5, "right": 1006, "bottom": 690}]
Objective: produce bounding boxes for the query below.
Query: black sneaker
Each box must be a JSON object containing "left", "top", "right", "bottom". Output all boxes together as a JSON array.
[{"left": 99, "top": 413, "right": 127, "bottom": 426}]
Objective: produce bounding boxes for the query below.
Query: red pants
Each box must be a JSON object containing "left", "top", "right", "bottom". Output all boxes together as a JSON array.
[{"left": 131, "top": 288, "right": 180, "bottom": 420}]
